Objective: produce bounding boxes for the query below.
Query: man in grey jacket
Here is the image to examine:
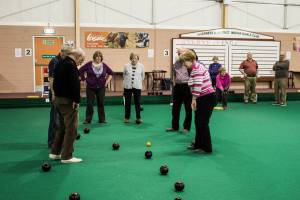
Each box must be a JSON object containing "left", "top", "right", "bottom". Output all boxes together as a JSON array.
[{"left": 273, "top": 52, "right": 289, "bottom": 106}]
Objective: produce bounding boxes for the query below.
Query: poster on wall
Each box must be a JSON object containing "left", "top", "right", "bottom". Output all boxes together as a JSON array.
[
  {"left": 293, "top": 37, "right": 300, "bottom": 52},
  {"left": 85, "top": 32, "right": 149, "bottom": 48}
]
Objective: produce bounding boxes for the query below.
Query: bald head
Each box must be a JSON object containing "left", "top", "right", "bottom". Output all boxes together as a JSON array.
[
  {"left": 279, "top": 52, "right": 285, "bottom": 61},
  {"left": 247, "top": 52, "right": 253, "bottom": 60}
]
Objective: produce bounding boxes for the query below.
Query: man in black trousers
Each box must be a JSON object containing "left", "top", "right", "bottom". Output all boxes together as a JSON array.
[
  {"left": 49, "top": 48, "right": 85, "bottom": 164},
  {"left": 47, "top": 45, "right": 72, "bottom": 148},
  {"left": 166, "top": 48, "right": 192, "bottom": 133}
]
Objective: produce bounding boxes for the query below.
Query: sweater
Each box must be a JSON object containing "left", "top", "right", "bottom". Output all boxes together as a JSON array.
[
  {"left": 79, "top": 61, "right": 113, "bottom": 89},
  {"left": 273, "top": 60, "right": 289, "bottom": 78},
  {"left": 123, "top": 62, "right": 145, "bottom": 89},
  {"left": 208, "top": 63, "right": 222, "bottom": 80},
  {"left": 188, "top": 62, "right": 215, "bottom": 98},
  {"left": 53, "top": 56, "right": 80, "bottom": 103},
  {"left": 216, "top": 73, "right": 231, "bottom": 91}
]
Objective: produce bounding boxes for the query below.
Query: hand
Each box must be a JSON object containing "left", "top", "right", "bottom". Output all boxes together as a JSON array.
[
  {"left": 191, "top": 99, "right": 197, "bottom": 111},
  {"left": 51, "top": 95, "right": 55, "bottom": 102},
  {"left": 72, "top": 102, "right": 79, "bottom": 110}
]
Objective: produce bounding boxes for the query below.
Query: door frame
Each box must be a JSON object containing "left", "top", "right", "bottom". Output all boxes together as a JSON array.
[{"left": 32, "top": 35, "right": 65, "bottom": 92}]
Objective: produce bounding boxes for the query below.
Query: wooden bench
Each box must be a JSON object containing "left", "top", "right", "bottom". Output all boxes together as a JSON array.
[{"left": 231, "top": 76, "right": 275, "bottom": 89}]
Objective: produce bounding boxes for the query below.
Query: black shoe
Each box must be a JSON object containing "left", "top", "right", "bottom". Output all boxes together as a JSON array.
[
  {"left": 99, "top": 120, "right": 107, "bottom": 124},
  {"left": 136, "top": 119, "right": 143, "bottom": 124},
  {"left": 187, "top": 144, "right": 200, "bottom": 151},
  {"left": 272, "top": 102, "right": 280, "bottom": 106},
  {"left": 166, "top": 128, "right": 178, "bottom": 132},
  {"left": 83, "top": 120, "right": 91, "bottom": 124}
]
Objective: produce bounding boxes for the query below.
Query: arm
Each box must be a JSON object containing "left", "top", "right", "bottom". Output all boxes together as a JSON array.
[
  {"left": 69, "top": 65, "right": 81, "bottom": 104},
  {"left": 172, "top": 65, "right": 176, "bottom": 85},
  {"left": 239, "top": 61, "right": 246, "bottom": 76},
  {"left": 49, "top": 77, "right": 55, "bottom": 99},
  {"left": 273, "top": 62, "right": 278, "bottom": 71},
  {"left": 78, "top": 62, "right": 90, "bottom": 81},
  {"left": 281, "top": 60, "right": 290, "bottom": 70},
  {"left": 216, "top": 75, "right": 224, "bottom": 91},
  {"left": 141, "top": 64, "right": 145, "bottom": 80},
  {"left": 208, "top": 64, "right": 212, "bottom": 74},
  {"left": 105, "top": 64, "right": 113, "bottom": 86},
  {"left": 123, "top": 65, "right": 127, "bottom": 79},
  {"left": 48, "top": 58, "right": 58, "bottom": 100},
  {"left": 189, "top": 70, "right": 204, "bottom": 110},
  {"left": 255, "top": 61, "right": 259, "bottom": 76},
  {"left": 227, "top": 74, "right": 231, "bottom": 90}
]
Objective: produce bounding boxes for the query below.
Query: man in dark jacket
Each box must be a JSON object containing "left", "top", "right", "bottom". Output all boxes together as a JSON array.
[
  {"left": 273, "top": 52, "right": 289, "bottom": 106},
  {"left": 49, "top": 48, "right": 85, "bottom": 164},
  {"left": 47, "top": 45, "right": 72, "bottom": 148}
]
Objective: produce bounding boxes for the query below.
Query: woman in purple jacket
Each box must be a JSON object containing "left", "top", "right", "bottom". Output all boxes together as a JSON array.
[
  {"left": 209, "top": 56, "right": 222, "bottom": 88},
  {"left": 79, "top": 51, "right": 113, "bottom": 124}
]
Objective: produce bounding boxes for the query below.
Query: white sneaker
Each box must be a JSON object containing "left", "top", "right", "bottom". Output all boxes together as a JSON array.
[
  {"left": 61, "top": 157, "right": 82, "bottom": 164},
  {"left": 49, "top": 154, "right": 61, "bottom": 160}
]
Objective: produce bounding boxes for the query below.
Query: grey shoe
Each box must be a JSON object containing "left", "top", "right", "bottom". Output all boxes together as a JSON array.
[{"left": 49, "top": 154, "right": 61, "bottom": 160}]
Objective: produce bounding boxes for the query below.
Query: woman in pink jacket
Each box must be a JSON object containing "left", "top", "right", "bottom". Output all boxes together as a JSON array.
[
  {"left": 180, "top": 50, "right": 217, "bottom": 153},
  {"left": 216, "top": 67, "right": 231, "bottom": 109}
]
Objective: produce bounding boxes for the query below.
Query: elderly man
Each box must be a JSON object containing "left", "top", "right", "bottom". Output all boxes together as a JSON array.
[
  {"left": 166, "top": 48, "right": 192, "bottom": 133},
  {"left": 272, "top": 52, "right": 289, "bottom": 106},
  {"left": 239, "top": 52, "right": 258, "bottom": 103},
  {"left": 49, "top": 48, "right": 85, "bottom": 164},
  {"left": 47, "top": 45, "right": 72, "bottom": 148}
]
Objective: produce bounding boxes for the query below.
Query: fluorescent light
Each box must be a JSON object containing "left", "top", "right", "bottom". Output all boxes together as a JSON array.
[{"left": 43, "top": 23, "right": 55, "bottom": 35}]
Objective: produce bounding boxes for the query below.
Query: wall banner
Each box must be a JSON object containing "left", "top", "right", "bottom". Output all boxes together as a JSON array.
[{"left": 85, "top": 32, "right": 149, "bottom": 48}]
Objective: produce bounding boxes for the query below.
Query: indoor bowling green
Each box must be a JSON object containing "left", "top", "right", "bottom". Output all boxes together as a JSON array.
[
  {"left": 1, "top": 100, "right": 300, "bottom": 200},
  {"left": 1, "top": 0, "right": 300, "bottom": 200}
]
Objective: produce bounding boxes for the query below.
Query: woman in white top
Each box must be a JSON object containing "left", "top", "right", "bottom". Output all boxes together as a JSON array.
[{"left": 123, "top": 53, "right": 145, "bottom": 124}]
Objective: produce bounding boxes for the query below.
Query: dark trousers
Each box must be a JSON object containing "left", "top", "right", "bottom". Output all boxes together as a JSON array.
[
  {"left": 124, "top": 88, "right": 141, "bottom": 119},
  {"left": 216, "top": 88, "right": 228, "bottom": 107},
  {"left": 194, "top": 93, "right": 217, "bottom": 153},
  {"left": 211, "top": 78, "right": 216, "bottom": 88},
  {"left": 51, "top": 97, "right": 78, "bottom": 160},
  {"left": 47, "top": 102, "right": 59, "bottom": 147},
  {"left": 85, "top": 87, "right": 106, "bottom": 122},
  {"left": 172, "top": 83, "right": 192, "bottom": 130}
]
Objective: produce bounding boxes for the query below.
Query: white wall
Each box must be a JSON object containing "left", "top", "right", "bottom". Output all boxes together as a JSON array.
[
  {"left": 228, "top": 0, "right": 300, "bottom": 32},
  {"left": 0, "top": 0, "right": 74, "bottom": 26},
  {"left": 80, "top": 0, "right": 221, "bottom": 29},
  {"left": 154, "top": 0, "right": 220, "bottom": 29},
  {"left": 81, "top": 0, "right": 152, "bottom": 27},
  {"left": 0, "top": 0, "right": 299, "bottom": 32}
]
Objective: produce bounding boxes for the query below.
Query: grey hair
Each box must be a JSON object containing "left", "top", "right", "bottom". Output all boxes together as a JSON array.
[
  {"left": 68, "top": 48, "right": 85, "bottom": 57},
  {"left": 60, "top": 45, "right": 73, "bottom": 54}
]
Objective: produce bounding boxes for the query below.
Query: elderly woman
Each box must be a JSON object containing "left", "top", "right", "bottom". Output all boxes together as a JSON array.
[
  {"left": 79, "top": 50, "right": 113, "bottom": 124},
  {"left": 123, "top": 53, "right": 145, "bottom": 124},
  {"left": 180, "top": 50, "right": 217, "bottom": 153},
  {"left": 209, "top": 56, "right": 222, "bottom": 88}
]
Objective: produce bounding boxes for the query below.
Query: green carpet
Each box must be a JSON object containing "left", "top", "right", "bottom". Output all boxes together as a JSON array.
[{"left": 0, "top": 102, "right": 300, "bottom": 200}]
